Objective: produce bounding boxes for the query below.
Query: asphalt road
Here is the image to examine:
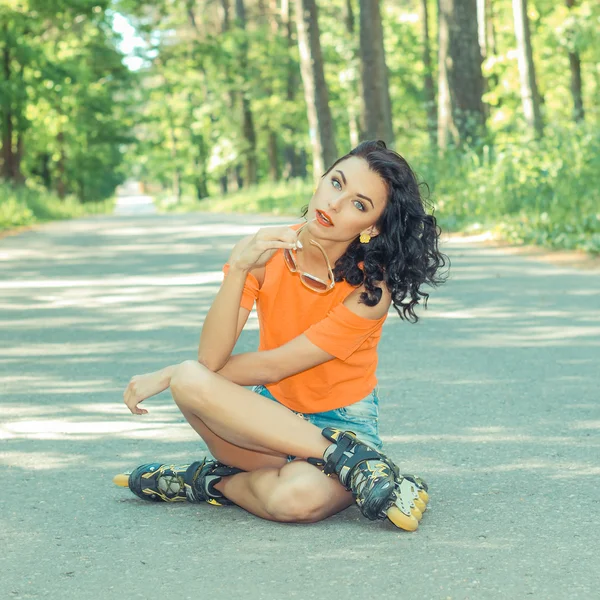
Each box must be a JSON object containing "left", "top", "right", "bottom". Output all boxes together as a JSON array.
[{"left": 1, "top": 212, "right": 599, "bottom": 600}]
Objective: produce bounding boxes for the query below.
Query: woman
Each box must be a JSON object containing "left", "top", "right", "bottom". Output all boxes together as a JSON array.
[{"left": 116, "top": 140, "right": 447, "bottom": 531}]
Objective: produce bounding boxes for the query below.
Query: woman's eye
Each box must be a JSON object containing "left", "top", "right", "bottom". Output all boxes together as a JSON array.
[
  {"left": 331, "top": 178, "right": 342, "bottom": 190},
  {"left": 353, "top": 200, "right": 366, "bottom": 211}
]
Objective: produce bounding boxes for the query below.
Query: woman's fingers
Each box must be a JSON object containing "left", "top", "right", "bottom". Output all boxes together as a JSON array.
[
  {"left": 123, "top": 384, "right": 148, "bottom": 415},
  {"left": 257, "top": 226, "right": 300, "bottom": 245}
]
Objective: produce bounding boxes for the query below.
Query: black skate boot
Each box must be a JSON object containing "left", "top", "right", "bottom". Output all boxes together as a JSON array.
[
  {"left": 183, "top": 458, "right": 243, "bottom": 505},
  {"left": 114, "top": 459, "right": 242, "bottom": 505},
  {"left": 308, "top": 428, "right": 425, "bottom": 531}
]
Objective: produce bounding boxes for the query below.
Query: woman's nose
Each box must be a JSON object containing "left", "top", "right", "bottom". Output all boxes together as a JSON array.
[{"left": 328, "top": 194, "right": 344, "bottom": 212}]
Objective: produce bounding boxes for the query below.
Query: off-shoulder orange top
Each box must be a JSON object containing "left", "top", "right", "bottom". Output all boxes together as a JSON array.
[{"left": 222, "top": 227, "right": 388, "bottom": 413}]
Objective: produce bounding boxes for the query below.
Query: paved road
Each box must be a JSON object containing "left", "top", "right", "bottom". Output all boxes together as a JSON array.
[{"left": 1, "top": 213, "right": 599, "bottom": 600}]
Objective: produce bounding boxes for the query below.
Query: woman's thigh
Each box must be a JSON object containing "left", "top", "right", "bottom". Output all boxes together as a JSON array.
[
  {"left": 178, "top": 406, "right": 289, "bottom": 472},
  {"left": 254, "top": 384, "right": 383, "bottom": 452}
]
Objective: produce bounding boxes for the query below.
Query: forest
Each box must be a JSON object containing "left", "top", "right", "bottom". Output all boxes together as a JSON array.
[{"left": 1, "top": 0, "right": 599, "bottom": 252}]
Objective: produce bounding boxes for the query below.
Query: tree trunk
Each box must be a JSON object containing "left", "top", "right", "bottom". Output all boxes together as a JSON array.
[
  {"left": 192, "top": 128, "right": 209, "bottom": 200},
  {"left": 267, "top": 131, "right": 280, "bottom": 181},
  {"left": 512, "top": 0, "right": 543, "bottom": 137},
  {"left": 421, "top": 0, "right": 437, "bottom": 147},
  {"left": 56, "top": 130, "right": 66, "bottom": 199},
  {"left": 235, "top": 0, "right": 258, "bottom": 185},
  {"left": 220, "top": 0, "right": 231, "bottom": 33},
  {"left": 344, "top": 0, "right": 361, "bottom": 148},
  {"left": 1, "top": 24, "right": 14, "bottom": 181},
  {"left": 280, "top": 0, "right": 304, "bottom": 179},
  {"left": 295, "top": 0, "right": 338, "bottom": 179},
  {"left": 264, "top": 5, "right": 282, "bottom": 181},
  {"left": 565, "top": 0, "right": 585, "bottom": 122},
  {"left": 437, "top": 0, "right": 487, "bottom": 149},
  {"left": 359, "top": 0, "right": 395, "bottom": 145},
  {"left": 14, "top": 128, "right": 24, "bottom": 185}
]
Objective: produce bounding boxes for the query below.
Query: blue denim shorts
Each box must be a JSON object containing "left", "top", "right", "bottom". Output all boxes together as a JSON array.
[{"left": 252, "top": 384, "right": 383, "bottom": 453}]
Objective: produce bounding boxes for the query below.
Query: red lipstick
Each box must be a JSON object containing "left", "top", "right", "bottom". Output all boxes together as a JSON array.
[{"left": 316, "top": 210, "right": 334, "bottom": 227}]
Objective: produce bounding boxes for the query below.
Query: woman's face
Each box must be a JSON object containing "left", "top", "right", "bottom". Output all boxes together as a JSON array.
[{"left": 307, "top": 156, "right": 388, "bottom": 243}]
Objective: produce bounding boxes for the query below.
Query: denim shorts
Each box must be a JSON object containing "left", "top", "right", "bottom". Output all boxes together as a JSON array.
[{"left": 252, "top": 384, "right": 383, "bottom": 454}]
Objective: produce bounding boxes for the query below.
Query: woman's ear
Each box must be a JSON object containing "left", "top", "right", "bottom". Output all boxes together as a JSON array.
[{"left": 367, "top": 225, "right": 380, "bottom": 238}]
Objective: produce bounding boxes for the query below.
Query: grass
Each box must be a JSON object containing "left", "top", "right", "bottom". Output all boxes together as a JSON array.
[{"left": 0, "top": 183, "right": 115, "bottom": 231}]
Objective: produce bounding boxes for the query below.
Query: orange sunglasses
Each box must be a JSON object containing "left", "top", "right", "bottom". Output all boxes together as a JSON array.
[{"left": 283, "top": 221, "right": 335, "bottom": 293}]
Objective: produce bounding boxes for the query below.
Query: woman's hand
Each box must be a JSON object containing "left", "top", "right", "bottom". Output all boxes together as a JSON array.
[
  {"left": 228, "top": 225, "right": 302, "bottom": 272},
  {"left": 123, "top": 370, "right": 170, "bottom": 415}
]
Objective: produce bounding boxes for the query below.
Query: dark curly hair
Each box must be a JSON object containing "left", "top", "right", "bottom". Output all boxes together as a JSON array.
[{"left": 303, "top": 140, "right": 448, "bottom": 322}]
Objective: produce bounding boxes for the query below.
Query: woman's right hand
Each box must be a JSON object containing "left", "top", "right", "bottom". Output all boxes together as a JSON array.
[
  {"left": 123, "top": 370, "right": 170, "bottom": 415},
  {"left": 229, "top": 225, "right": 302, "bottom": 272}
]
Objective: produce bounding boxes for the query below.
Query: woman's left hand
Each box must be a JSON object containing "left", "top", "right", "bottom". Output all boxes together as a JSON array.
[{"left": 123, "top": 371, "right": 169, "bottom": 415}]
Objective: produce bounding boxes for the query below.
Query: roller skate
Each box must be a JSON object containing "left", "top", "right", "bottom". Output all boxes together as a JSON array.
[
  {"left": 113, "top": 458, "right": 243, "bottom": 506},
  {"left": 308, "top": 428, "right": 429, "bottom": 531}
]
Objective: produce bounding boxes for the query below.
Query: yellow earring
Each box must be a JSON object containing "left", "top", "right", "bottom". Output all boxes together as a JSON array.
[{"left": 360, "top": 232, "right": 371, "bottom": 244}]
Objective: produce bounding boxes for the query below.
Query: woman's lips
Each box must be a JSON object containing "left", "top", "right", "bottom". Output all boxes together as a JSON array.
[{"left": 316, "top": 210, "right": 334, "bottom": 226}]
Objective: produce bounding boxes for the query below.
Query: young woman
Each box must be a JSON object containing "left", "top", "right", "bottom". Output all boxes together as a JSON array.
[{"left": 116, "top": 140, "right": 447, "bottom": 531}]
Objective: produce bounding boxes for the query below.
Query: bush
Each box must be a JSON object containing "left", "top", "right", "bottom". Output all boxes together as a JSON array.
[
  {"left": 418, "top": 126, "right": 600, "bottom": 254},
  {"left": 0, "top": 182, "right": 114, "bottom": 231}
]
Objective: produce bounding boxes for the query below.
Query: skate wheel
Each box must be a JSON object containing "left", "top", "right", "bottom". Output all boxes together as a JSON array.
[
  {"left": 413, "top": 506, "right": 423, "bottom": 521},
  {"left": 113, "top": 473, "right": 130, "bottom": 487},
  {"left": 418, "top": 489, "right": 429, "bottom": 504},
  {"left": 386, "top": 506, "right": 419, "bottom": 531},
  {"left": 414, "top": 497, "right": 426, "bottom": 513}
]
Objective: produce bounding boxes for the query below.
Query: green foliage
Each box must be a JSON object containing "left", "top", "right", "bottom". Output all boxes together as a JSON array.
[
  {"left": 2, "top": 0, "right": 598, "bottom": 255},
  {"left": 1, "top": 0, "right": 134, "bottom": 201},
  {"left": 419, "top": 125, "right": 600, "bottom": 253},
  {"left": 0, "top": 182, "right": 114, "bottom": 230}
]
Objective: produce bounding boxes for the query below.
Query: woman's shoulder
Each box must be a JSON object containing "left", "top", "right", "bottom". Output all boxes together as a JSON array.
[{"left": 343, "top": 281, "right": 392, "bottom": 320}]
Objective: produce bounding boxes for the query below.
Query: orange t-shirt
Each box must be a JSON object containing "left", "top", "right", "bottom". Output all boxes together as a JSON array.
[{"left": 222, "top": 227, "right": 388, "bottom": 413}]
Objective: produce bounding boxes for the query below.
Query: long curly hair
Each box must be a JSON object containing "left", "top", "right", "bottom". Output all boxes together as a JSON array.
[{"left": 303, "top": 140, "right": 449, "bottom": 322}]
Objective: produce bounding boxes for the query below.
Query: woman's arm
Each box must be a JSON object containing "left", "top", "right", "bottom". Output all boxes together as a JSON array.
[
  {"left": 216, "top": 337, "right": 335, "bottom": 385},
  {"left": 198, "top": 263, "right": 251, "bottom": 371},
  {"left": 198, "top": 227, "right": 300, "bottom": 372}
]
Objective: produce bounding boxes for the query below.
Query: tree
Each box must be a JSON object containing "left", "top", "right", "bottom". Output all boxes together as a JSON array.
[
  {"left": 437, "top": 0, "right": 487, "bottom": 149},
  {"left": 234, "top": 0, "right": 258, "bottom": 185},
  {"left": 420, "top": 0, "right": 437, "bottom": 147},
  {"left": 565, "top": 0, "right": 585, "bottom": 122},
  {"left": 359, "top": 0, "right": 394, "bottom": 145},
  {"left": 295, "top": 0, "right": 337, "bottom": 178},
  {"left": 512, "top": 0, "right": 544, "bottom": 137}
]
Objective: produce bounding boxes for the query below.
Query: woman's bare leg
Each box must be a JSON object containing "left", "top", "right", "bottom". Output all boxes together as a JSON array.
[
  {"left": 178, "top": 406, "right": 290, "bottom": 471},
  {"left": 214, "top": 461, "right": 354, "bottom": 523},
  {"left": 171, "top": 363, "right": 353, "bottom": 523},
  {"left": 170, "top": 360, "right": 331, "bottom": 461}
]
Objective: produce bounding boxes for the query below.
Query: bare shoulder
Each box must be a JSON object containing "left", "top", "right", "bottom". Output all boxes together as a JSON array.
[{"left": 343, "top": 282, "right": 392, "bottom": 319}]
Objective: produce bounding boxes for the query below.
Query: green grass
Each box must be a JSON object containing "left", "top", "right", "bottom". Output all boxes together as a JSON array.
[{"left": 0, "top": 183, "right": 114, "bottom": 231}]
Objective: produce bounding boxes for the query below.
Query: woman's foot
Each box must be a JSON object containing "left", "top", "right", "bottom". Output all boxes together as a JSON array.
[
  {"left": 114, "top": 459, "right": 243, "bottom": 505},
  {"left": 309, "top": 428, "right": 427, "bottom": 530}
]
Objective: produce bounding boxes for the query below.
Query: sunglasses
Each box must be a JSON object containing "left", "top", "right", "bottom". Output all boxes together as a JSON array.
[{"left": 283, "top": 221, "right": 335, "bottom": 293}]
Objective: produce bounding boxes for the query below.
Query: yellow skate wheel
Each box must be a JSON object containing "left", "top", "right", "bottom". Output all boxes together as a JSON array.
[
  {"left": 418, "top": 489, "right": 429, "bottom": 504},
  {"left": 387, "top": 506, "right": 419, "bottom": 531},
  {"left": 413, "top": 506, "right": 423, "bottom": 521},
  {"left": 113, "top": 473, "right": 130, "bottom": 487},
  {"left": 414, "top": 497, "right": 426, "bottom": 513}
]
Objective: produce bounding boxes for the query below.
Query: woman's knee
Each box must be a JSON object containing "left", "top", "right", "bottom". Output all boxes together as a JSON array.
[
  {"left": 170, "top": 360, "right": 212, "bottom": 407},
  {"left": 264, "top": 464, "right": 349, "bottom": 523}
]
